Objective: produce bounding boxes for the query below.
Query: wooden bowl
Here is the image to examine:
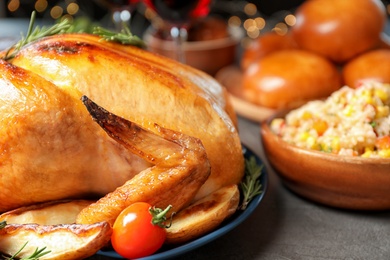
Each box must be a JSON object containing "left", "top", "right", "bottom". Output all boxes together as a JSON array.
[
  {"left": 143, "top": 27, "right": 242, "bottom": 76},
  {"left": 260, "top": 112, "right": 390, "bottom": 210}
]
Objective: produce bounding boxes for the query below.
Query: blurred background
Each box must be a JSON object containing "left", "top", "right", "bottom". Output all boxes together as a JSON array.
[
  {"left": 0, "top": 0, "right": 389, "bottom": 75},
  {"left": 1, "top": 0, "right": 389, "bottom": 40},
  {"left": 0, "top": 0, "right": 310, "bottom": 73},
  {"left": 0, "top": 0, "right": 307, "bottom": 37},
  {"left": 0, "top": 0, "right": 307, "bottom": 20}
]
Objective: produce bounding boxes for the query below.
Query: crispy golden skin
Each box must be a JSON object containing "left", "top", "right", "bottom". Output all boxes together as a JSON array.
[
  {"left": 0, "top": 60, "right": 149, "bottom": 212},
  {"left": 9, "top": 34, "right": 244, "bottom": 202},
  {"left": 0, "top": 33, "right": 246, "bottom": 255},
  {"left": 76, "top": 96, "right": 210, "bottom": 226}
]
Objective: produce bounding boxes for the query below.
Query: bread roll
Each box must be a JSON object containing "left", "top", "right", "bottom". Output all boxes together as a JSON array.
[
  {"left": 290, "top": 0, "right": 386, "bottom": 63},
  {"left": 241, "top": 32, "right": 297, "bottom": 70},
  {"left": 242, "top": 49, "right": 342, "bottom": 109},
  {"left": 342, "top": 49, "right": 390, "bottom": 88}
]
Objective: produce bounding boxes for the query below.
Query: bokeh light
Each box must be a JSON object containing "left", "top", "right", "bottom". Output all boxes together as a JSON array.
[
  {"left": 67, "top": 2, "right": 79, "bottom": 15},
  {"left": 273, "top": 22, "right": 288, "bottom": 35},
  {"left": 7, "top": 0, "right": 20, "bottom": 12},
  {"left": 6, "top": 0, "right": 80, "bottom": 19},
  {"left": 50, "top": 5, "right": 63, "bottom": 19},
  {"left": 228, "top": 16, "right": 242, "bottom": 27},
  {"left": 285, "top": 14, "right": 296, "bottom": 26},
  {"left": 35, "top": 0, "right": 48, "bottom": 13},
  {"left": 244, "top": 3, "right": 257, "bottom": 16}
]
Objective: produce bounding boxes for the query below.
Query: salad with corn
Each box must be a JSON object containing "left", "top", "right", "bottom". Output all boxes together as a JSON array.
[{"left": 270, "top": 81, "right": 390, "bottom": 158}]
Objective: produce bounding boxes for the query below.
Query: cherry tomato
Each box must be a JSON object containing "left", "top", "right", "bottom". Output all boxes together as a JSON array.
[{"left": 111, "top": 202, "right": 171, "bottom": 259}]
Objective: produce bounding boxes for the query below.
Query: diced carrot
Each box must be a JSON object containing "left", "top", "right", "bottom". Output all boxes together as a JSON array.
[
  {"left": 376, "top": 135, "right": 390, "bottom": 150},
  {"left": 313, "top": 120, "right": 328, "bottom": 136}
]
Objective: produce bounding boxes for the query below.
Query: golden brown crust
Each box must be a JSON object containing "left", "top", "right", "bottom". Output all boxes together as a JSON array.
[
  {"left": 2, "top": 33, "right": 244, "bottom": 212},
  {"left": 242, "top": 49, "right": 342, "bottom": 109},
  {"left": 76, "top": 99, "right": 211, "bottom": 226},
  {"left": 0, "top": 59, "right": 151, "bottom": 212},
  {"left": 342, "top": 49, "right": 390, "bottom": 88},
  {"left": 0, "top": 222, "right": 112, "bottom": 259},
  {"left": 241, "top": 32, "right": 297, "bottom": 70},
  {"left": 165, "top": 184, "right": 240, "bottom": 244},
  {"left": 290, "top": 0, "right": 386, "bottom": 63},
  {"left": 0, "top": 200, "right": 93, "bottom": 225}
]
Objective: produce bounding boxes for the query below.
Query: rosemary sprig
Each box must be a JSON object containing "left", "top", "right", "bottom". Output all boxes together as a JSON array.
[
  {"left": 93, "top": 26, "right": 146, "bottom": 48},
  {"left": 2, "top": 11, "right": 145, "bottom": 61},
  {"left": 0, "top": 220, "right": 6, "bottom": 229},
  {"left": 3, "top": 11, "right": 72, "bottom": 60},
  {"left": 239, "top": 155, "right": 263, "bottom": 210},
  {"left": 0, "top": 222, "right": 51, "bottom": 260},
  {"left": 5, "top": 242, "right": 50, "bottom": 260}
]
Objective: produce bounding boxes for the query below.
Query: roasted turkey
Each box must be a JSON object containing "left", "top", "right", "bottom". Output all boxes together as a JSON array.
[{"left": 0, "top": 34, "right": 244, "bottom": 215}]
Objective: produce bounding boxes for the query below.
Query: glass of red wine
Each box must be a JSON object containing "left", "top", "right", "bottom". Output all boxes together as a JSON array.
[{"left": 142, "top": 0, "right": 213, "bottom": 63}]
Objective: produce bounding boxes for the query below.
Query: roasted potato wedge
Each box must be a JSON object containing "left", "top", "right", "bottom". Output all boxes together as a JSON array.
[
  {"left": 0, "top": 222, "right": 112, "bottom": 260},
  {"left": 0, "top": 200, "right": 93, "bottom": 225},
  {"left": 165, "top": 184, "right": 239, "bottom": 244}
]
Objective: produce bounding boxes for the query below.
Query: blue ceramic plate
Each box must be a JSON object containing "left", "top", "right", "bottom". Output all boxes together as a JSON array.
[{"left": 97, "top": 145, "right": 268, "bottom": 259}]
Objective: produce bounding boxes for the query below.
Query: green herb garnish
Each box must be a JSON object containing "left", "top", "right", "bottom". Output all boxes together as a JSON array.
[
  {"left": 0, "top": 220, "right": 6, "bottom": 229},
  {"left": 4, "top": 242, "right": 50, "bottom": 260},
  {"left": 93, "top": 26, "right": 145, "bottom": 48},
  {"left": 2, "top": 11, "right": 72, "bottom": 60},
  {"left": 0, "top": 222, "right": 51, "bottom": 260},
  {"left": 239, "top": 156, "right": 264, "bottom": 210},
  {"left": 2, "top": 11, "right": 145, "bottom": 61}
]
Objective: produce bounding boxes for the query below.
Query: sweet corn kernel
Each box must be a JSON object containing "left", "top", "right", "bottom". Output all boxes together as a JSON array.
[
  {"left": 361, "top": 89, "right": 370, "bottom": 96},
  {"left": 374, "top": 89, "right": 388, "bottom": 102},
  {"left": 302, "top": 111, "right": 312, "bottom": 120},
  {"left": 362, "top": 146, "right": 374, "bottom": 157},
  {"left": 363, "top": 94, "right": 374, "bottom": 105},
  {"left": 375, "top": 106, "right": 389, "bottom": 119},
  {"left": 378, "top": 149, "right": 390, "bottom": 158},
  {"left": 331, "top": 137, "right": 341, "bottom": 153},
  {"left": 299, "top": 132, "right": 310, "bottom": 141},
  {"left": 343, "top": 105, "right": 354, "bottom": 116},
  {"left": 306, "top": 136, "right": 317, "bottom": 149},
  {"left": 361, "top": 150, "right": 373, "bottom": 158},
  {"left": 320, "top": 142, "right": 332, "bottom": 153}
]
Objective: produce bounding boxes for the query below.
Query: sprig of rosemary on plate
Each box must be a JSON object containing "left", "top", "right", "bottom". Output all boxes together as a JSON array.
[
  {"left": 0, "top": 221, "right": 51, "bottom": 260},
  {"left": 5, "top": 242, "right": 50, "bottom": 260},
  {"left": 239, "top": 156, "right": 264, "bottom": 210},
  {"left": 2, "top": 11, "right": 72, "bottom": 60}
]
